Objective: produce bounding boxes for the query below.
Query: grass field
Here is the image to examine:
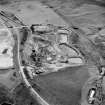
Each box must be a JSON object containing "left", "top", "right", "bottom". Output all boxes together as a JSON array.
[{"left": 31, "top": 65, "right": 94, "bottom": 105}]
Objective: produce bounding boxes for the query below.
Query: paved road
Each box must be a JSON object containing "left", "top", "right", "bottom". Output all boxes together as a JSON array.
[{"left": 16, "top": 26, "right": 50, "bottom": 105}]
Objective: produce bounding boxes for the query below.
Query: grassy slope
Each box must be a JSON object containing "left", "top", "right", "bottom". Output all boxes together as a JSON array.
[{"left": 31, "top": 65, "right": 94, "bottom": 105}]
